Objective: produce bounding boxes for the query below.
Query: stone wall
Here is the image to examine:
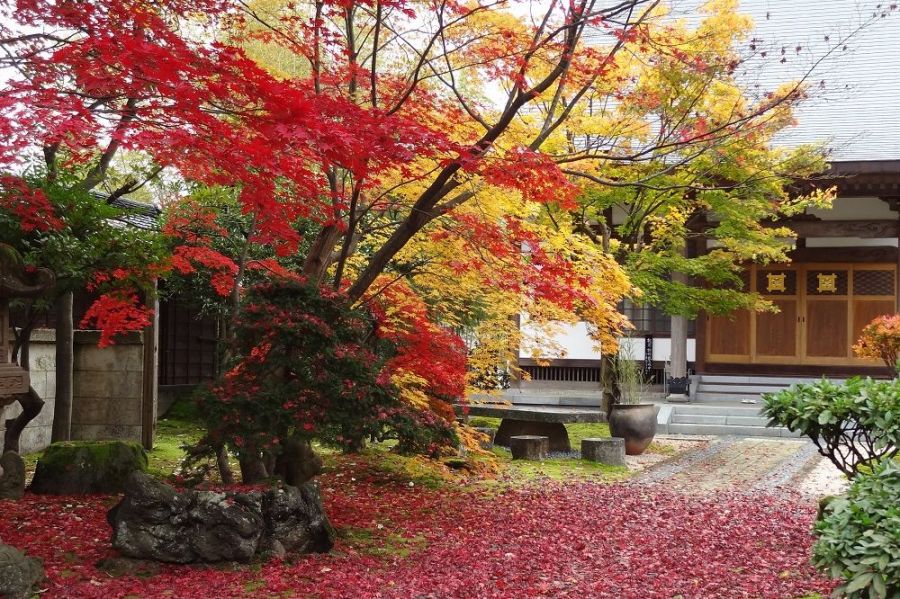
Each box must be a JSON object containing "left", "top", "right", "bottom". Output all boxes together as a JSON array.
[
  {"left": 1, "top": 328, "right": 148, "bottom": 454},
  {"left": 72, "top": 330, "right": 145, "bottom": 443},
  {"left": 0, "top": 330, "right": 57, "bottom": 454}
]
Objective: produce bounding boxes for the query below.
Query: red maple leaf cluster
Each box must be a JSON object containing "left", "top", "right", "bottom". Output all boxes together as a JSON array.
[
  {"left": 78, "top": 293, "right": 152, "bottom": 348},
  {"left": 0, "top": 460, "right": 836, "bottom": 598},
  {"left": 372, "top": 281, "right": 467, "bottom": 406},
  {"left": 0, "top": 176, "right": 62, "bottom": 233}
]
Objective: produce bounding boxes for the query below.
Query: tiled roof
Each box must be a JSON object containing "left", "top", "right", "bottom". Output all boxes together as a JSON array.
[
  {"left": 667, "top": 0, "right": 900, "bottom": 161},
  {"left": 91, "top": 193, "right": 161, "bottom": 230}
]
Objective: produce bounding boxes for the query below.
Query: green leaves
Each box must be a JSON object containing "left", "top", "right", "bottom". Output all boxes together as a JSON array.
[
  {"left": 761, "top": 377, "right": 900, "bottom": 478},
  {"left": 818, "top": 410, "right": 834, "bottom": 425},
  {"left": 190, "top": 279, "right": 460, "bottom": 483},
  {"left": 813, "top": 460, "right": 900, "bottom": 599}
]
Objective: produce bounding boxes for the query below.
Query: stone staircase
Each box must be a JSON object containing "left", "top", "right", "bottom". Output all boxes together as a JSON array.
[
  {"left": 656, "top": 375, "right": 841, "bottom": 438},
  {"left": 694, "top": 374, "right": 839, "bottom": 403},
  {"left": 657, "top": 403, "right": 800, "bottom": 438}
]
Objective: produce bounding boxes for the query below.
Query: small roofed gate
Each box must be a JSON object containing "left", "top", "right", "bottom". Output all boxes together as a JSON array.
[{"left": 158, "top": 300, "right": 219, "bottom": 385}]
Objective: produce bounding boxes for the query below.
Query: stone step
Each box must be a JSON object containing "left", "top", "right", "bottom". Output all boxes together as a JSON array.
[
  {"left": 726, "top": 415, "right": 771, "bottom": 427},
  {"left": 671, "top": 414, "right": 771, "bottom": 427},
  {"left": 673, "top": 404, "right": 765, "bottom": 416},
  {"left": 664, "top": 422, "right": 801, "bottom": 438},
  {"left": 694, "top": 392, "right": 771, "bottom": 402},
  {"left": 671, "top": 413, "right": 727, "bottom": 425},
  {"left": 697, "top": 375, "right": 839, "bottom": 386},
  {"left": 695, "top": 384, "right": 790, "bottom": 395}
]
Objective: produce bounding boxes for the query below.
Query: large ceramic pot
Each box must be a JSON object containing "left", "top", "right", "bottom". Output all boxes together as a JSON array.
[{"left": 608, "top": 403, "right": 658, "bottom": 455}]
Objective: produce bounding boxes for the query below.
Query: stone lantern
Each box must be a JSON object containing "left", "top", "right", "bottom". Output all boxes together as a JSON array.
[{"left": 0, "top": 244, "right": 53, "bottom": 498}]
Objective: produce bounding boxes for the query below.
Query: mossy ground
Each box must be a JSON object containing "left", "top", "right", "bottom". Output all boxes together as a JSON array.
[
  {"left": 468, "top": 417, "right": 612, "bottom": 448},
  {"left": 491, "top": 446, "right": 629, "bottom": 482},
  {"left": 338, "top": 527, "right": 428, "bottom": 558},
  {"left": 150, "top": 416, "right": 205, "bottom": 478},
  {"left": 22, "top": 399, "right": 682, "bottom": 490}
]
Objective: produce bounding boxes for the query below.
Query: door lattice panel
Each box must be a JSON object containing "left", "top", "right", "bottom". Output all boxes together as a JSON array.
[{"left": 853, "top": 269, "right": 895, "bottom": 296}]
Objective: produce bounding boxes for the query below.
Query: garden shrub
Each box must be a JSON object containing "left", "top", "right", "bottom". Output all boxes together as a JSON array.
[
  {"left": 853, "top": 314, "right": 900, "bottom": 369},
  {"left": 190, "top": 280, "right": 459, "bottom": 482},
  {"left": 813, "top": 460, "right": 900, "bottom": 599},
  {"left": 762, "top": 377, "right": 900, "bottom": 478}
]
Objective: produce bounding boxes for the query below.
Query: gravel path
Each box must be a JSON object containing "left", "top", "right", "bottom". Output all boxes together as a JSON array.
[{"left": 634, "top": 435, "right": 849, "bottom": 497}]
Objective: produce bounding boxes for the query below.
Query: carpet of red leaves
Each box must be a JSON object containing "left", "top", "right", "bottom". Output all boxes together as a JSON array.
[{"left": 0, "top": 464, "right": 836, "bottom": 599}]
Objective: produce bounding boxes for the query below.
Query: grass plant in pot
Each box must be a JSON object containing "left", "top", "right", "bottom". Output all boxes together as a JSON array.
[{"left": 607, "top": 354, "right": 658, "bottom": 455}]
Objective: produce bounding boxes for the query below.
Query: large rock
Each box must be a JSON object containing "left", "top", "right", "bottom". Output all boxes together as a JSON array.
[
  {"left": 0, "top": 451, "right": 26, "bottom": 500},
  {"left": 108, "top": 472, "right": 334, "bottom": 564},
  {"left": 0, "top": 541, "right": 44, "bottom": 599},
  {"left": 30, "top": 441, "right": 148, "bottom": 495}
]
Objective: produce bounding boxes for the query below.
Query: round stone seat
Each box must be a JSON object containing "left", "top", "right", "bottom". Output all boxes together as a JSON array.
[
  {"left": 509, "top": 435, "right": 549, "bottom": 460},
  {"left": 581, "top": 437, "right": 626, "bottom": 466}
]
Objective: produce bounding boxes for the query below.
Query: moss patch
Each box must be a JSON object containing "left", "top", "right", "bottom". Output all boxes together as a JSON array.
[
  {"left": 345, "top": 450, "right": 454, "bottom": 489},
  {"left": 646, "top": 441, "right": 677, "bottom": 456},
  {"left": 468, "top": 416, "right": 502, "bottom": 429},
  {"left": 491, "top": 446, "right": 628, "bottom": 482},
  {"left": 30, "top": 440, "right": 148, "bottom": 494},
  {"left": 565, "top": 422, "right": 611, "bottom": 448},
  {"left": 149, "top": 416, "right": 206, "bottom": 478},
  {"left": 21, "top": 450, "right": 40, "bottom": 475},
  {"left": 339, "top": 526, "right": 428, "bottom": 559}
]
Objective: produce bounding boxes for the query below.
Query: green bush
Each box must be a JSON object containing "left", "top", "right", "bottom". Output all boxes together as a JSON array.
[
  {"left": 813, "top": 460, "right": 900, "bottom": 599},
  {"left": 761, "top": 377, "right": 900, "bottom": 478},
  {"left": 188, "top": 280, "right": 459, "bottom": 482}
]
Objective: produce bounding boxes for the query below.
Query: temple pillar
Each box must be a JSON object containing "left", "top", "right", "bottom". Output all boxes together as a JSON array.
[{"left": 667, "top": 247, "right": 690, "bottom": 402}]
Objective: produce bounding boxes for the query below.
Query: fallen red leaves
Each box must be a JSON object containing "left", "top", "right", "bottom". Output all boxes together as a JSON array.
[{"left": 1, "top": 464, "right": 835, "bottom": 598}]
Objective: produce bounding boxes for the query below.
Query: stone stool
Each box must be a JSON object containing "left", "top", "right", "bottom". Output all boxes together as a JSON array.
[
  {"left": 581, "top": 437, "right": 626, "bottom": 466},
  {"left": 509, "top": 435, "right": 549, "bottom": 460}
]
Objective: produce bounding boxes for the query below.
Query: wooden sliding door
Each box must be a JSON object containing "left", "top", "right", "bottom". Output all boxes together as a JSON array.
[
  {"left": 851, "top": 266, "right": 897, "bottom": 346},
  {"left": 754, "top": 268, "right": 801, "bottom": 363},
  {"left": 705, "top": 263, "right": 897, "bottom": 366},
  {"left": 804, "top": 268, "right": 850, "bottom": 362},
  {"left": 707, "top": 272, "right": 751, "bottom": 363}
]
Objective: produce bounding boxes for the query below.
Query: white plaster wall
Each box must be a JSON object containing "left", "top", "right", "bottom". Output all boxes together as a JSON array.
[
  {"left": 519, "top": 320, "right": 601, "bottom": 360},
  {"left": 520, "top": 318, "right": 695, "bottom": 363},
  {"left": 618, "top": 336, "right": 696, "bottom": 363},
  {"left": 0, "top": 328, "right": 149, "bottom": 454}
]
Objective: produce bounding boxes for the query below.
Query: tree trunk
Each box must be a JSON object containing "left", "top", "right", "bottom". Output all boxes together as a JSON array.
[
  {"left": 51, "top": 291, "right": 74, "bottom": 442},
  {"left": 600, "top": 353, "right": 619, "bottom": 415},
  {"left": 274, "top": 438, "right": 323, "bottom": 486},
  {"left": 3, "top": 388, "right": 44, "bottom": 454},
  {"left": 215, "top": 444, "right": 234, "bottom": 485},
  {"left": 302, "top": 224, "right": 343, "bottom": 283},
  {"left": 238, "top": 451, "right": 269, "bottom": 484}
]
